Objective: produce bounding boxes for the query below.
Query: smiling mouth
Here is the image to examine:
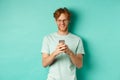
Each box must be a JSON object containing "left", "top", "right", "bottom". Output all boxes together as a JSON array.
[{"left": 60, "top": 26, "right": 66, "bottom": 29}]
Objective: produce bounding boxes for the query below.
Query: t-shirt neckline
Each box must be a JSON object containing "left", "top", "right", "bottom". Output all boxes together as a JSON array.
[{"left": 54, "top": 32, "right": 71, "bottom": 37}]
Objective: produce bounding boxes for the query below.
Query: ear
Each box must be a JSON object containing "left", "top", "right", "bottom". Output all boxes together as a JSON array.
[
  {"left": 54, "top": 19, "right": 57, "bottom": 22},
  {"left": 69, "top": 20, "right": 71, "bottom": 23}
]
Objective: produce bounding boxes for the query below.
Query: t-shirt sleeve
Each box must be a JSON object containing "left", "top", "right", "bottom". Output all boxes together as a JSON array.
[
  {"left": 76, "top": 38, "right": 85, "bottom": 55},
  {"left": 41, "top": 36, "right": 50, "bottom": 54}
]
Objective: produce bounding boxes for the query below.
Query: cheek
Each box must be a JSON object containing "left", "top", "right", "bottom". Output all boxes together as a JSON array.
[
  {"left": 57, "top": 23, "right": 60, "bottom": 26},
  {"left": 57, "top": 23, "right": 62, "bottom": 26}
]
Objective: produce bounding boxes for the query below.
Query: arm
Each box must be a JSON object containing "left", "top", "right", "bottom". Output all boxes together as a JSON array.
[
  {"left": 64, "top": 45, "right": 83, "bottom": 68},
  {"left": 42, "top": 43, "right": 65, "bottom": 67},
  {"left": 69, "top": 51, "right": 83, "bottom": 68},
  {"left": 42, "top": 52, "right": 56, "bottom": 67}
]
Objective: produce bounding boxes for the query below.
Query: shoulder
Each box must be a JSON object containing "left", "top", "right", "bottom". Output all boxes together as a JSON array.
[
  {"left": 43, "top": 32, "right": 56, "bottom": 40},
  {"left": 69, "top": 33, "right": 82, "bottom": 41}
]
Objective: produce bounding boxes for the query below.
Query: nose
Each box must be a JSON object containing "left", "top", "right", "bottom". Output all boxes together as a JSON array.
[
  {"left": 57, "top": 19, "right": 68, "bottom": 24},
  {"left": 61, "top": 20, "right": 64, "bottom": 24}
]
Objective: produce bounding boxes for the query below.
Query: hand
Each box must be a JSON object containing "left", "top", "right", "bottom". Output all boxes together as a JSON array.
[
  {"left": 62, "top": 44, "right": 73, "bottom": 56},
  {"left": 52, "top": 43, "right": 66, "bottom": 56}
]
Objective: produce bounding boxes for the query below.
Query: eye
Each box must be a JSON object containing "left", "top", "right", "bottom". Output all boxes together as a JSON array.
[
  {"left": 63, "top": 19, "right": 68, "bottom": 22},
  {"left": 57, "top": 19, "right": 68, "bottom": 23}
]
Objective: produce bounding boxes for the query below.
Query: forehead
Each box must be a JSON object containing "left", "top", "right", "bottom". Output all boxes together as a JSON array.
[{"left": 57, "top": 13, "right": 68, "bottom": 20}]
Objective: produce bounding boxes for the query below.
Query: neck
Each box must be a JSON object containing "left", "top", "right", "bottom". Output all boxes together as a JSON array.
[{"left": 57, "top": 30, "right": 69, "bottom": 35}]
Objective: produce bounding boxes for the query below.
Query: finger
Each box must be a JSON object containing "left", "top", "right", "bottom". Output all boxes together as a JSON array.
[{"left": 59, "top": 48, "right": 65, "bottom": 51}]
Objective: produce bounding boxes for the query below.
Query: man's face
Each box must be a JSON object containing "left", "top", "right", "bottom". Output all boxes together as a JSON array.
[{"left": 56, "top": 13, "right": 69, "bottom": 32}]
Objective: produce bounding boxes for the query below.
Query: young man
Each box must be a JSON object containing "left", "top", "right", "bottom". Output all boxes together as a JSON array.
[{"left": 41, "top": 7, "right": 85, "bottom": 80}]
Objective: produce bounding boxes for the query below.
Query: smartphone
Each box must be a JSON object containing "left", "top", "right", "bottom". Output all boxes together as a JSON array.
[{"left": 59, "top": 40, "right": 65, "bottom": 44}]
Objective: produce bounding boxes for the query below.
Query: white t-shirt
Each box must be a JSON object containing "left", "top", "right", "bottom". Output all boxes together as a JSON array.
[{"left": 41, "top": 32, "right": 85, "bottom": 80}]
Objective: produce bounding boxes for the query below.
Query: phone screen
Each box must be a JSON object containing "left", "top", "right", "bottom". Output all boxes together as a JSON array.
[{"left": 59, "top": 40, "right": 65, "bottom": 44}]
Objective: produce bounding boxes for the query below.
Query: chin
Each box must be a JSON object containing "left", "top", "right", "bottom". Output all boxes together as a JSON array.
[
  {"left": 58, "top": 26, "right": 68, "bottom": 32},
  {"left": 59, "top": 29, "right": 68, "bottom": 32}
]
